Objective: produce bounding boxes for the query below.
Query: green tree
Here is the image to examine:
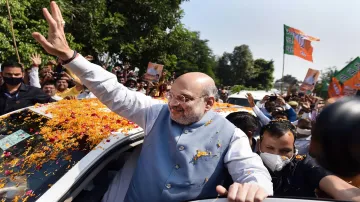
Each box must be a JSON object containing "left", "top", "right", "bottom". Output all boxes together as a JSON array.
[
  {"left": 319, "top": 66, "right": 338, "bottom": 82},
  {"left": 246, "top": 59, "right": 274, "bottom": 90},
  {"left": 0, "top": 0, "right": 82, "bottom": 66},
  {"left": 67, "top": 0, "right": 188, "bottom": 69},
  {"left": 230, "top": 45, "right": 254, "bottom": 84},
  {"left": 313, "top": 66, "right": 338, "bottom": 98},
  {"left": 215, "top": 45, "right": 254, "bottom": 86},
  {"left": 230, "top": 85, "right": 258, "bottom": 94},
  {"left": 0, "top": 0, "right": 217, "bottom": 79},
  {"left": 215, "top": 53, "right": 233, "bottom": 86},
  {"left": 216, "top": 45, "right": 274, "bottom": 88},
  {"left": 276, "top": 74, "right": 298, "bottom": 84}
]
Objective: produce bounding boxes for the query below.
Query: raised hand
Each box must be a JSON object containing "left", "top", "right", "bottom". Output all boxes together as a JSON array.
[
  {"left": 30, "top": 53, "right": 42, "bottom": 66},
  {"left": 246, "top": 93, "right": 256, "bottom": 108},
  {"left": 64, "top": 95, "right": 77, "bottom": 100},
  {"left": 276, "top": 96, "right": 286, "bottom": 106},
  {"left": 60, "top": 71, "right": 72, "bottom": 79},
  {"left": 32, "top": 2, "right": 73, "bottom": 60},
  {"left": 260, "top": 95, "right": 269, "bottom": 104}
]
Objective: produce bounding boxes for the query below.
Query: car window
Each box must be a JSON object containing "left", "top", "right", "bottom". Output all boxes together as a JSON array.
[
  {"left": 0, "top": 109, "right": 91, "bottom": 202},
  {"left": 227, "top": 98, "right": 260, "bottom": 107}
]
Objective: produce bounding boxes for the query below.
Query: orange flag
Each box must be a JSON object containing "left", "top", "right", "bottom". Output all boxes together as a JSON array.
[
  {"left": 328, "top": 77, "right": 343, "bottom": 98},
  {"left": 284, "top": 25, "right": 320, "bottom": 62}
]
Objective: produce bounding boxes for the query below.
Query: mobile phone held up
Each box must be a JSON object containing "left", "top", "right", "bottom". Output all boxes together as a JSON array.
[
  {"left": 55, "top": 64, "right": 65, "bottom": 74},
  {"left": 52, "top": 72, "right": 62, "bottom": 80},
  {"left": 298, "top": 92, "right": 305, "bottom": 97},
  {"left": 53, "top": 64, "right": 65, "bottom": 80},
  {"left": 269, "top": 96, "right": 277, "bottom": 102}
]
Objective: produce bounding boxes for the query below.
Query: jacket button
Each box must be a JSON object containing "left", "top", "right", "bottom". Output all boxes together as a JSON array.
[
  {"left": 166, "top": 184, "right": 172, "bottom": 189},
  {"left": 184, "top": 130, "right": 189, "bottom": 134},
  {"left": 178, "top": 146, "right": 185, "bottom": 151},
  {"left": 175, "top": 164, "right": 180, "bottom": 169}
]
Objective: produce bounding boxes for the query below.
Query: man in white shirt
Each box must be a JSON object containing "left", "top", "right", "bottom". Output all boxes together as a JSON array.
[
  {"left": 32, "top": 2, "right": 273, "bottom": 202},
  {"left": 136, "top": 81, "right": 146, "bottom": 94}
]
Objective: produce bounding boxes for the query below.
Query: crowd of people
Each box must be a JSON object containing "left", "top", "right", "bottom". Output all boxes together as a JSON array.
[
  {"left": 0, "top": 1, "right": 359, "bottom": 202},
  {"left": 0, "top": 51, "right": 234, "bottom": 117},
  {"left": 225, "top": 91, "right": 360, "bottom": 200},
  {"left": 0, "top": 53, "right": 178, "bottom": 116}
]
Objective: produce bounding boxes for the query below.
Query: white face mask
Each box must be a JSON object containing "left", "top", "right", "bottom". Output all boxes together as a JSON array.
[
  {"left": 296, "top": 128, "right": 311, "bottom": 136},
  {"left": 259, "top": 152, "right": 292, "bottom": 172}
]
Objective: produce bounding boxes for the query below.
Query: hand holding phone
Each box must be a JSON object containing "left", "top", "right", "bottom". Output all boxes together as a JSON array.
[{"left": 269, "top": 95, "right": 277, "bottom": 102}]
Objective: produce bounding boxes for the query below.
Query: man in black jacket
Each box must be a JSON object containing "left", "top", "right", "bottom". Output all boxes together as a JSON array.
[
  {"left": 258, "top": 120, "right": 360, "bottom": 200},
  {"left": 0, "top": 61, "right": 54, "bottom": 115}
]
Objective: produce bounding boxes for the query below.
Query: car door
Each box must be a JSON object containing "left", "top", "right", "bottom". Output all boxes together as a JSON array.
[{"left": 38, "top": 132, "right": 145, "bottom": 202}]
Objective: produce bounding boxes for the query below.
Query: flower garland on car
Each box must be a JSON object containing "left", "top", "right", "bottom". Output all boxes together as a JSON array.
[
  {"left": 28, "top": 99, "right": 137, "bottom": 167},
  {"left": 0, "top": 99, "right": 137, "bottom": 201}
]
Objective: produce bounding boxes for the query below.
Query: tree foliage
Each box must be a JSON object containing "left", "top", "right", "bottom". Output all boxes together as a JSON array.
[
  {"left": 246, "top": 59, "right": 274, "bottom": 90},
  {"left": 0, "top": 0, "right": 82, "bottom": 64},
  {"left": 313, "top": 66, "right": 338, "bottom": 98},
  {"left": 230, "top": 85, "right": 258, "bottom": 94},
  {"left": 0, "top": 0, "right": 216, "bottom": 78},
  {"left": 216, "top": 45, "right": 274, "bottom": 89},
  {"left": 319, "top": 66, "right": 338, "bottom": 82},
  {"left": 276, "top": 74, "right": 298, "bottom": 84}
]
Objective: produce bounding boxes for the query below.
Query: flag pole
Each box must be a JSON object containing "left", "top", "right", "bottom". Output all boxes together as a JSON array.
[
  {"left": 6, "top": 0, "right": 21, "bottom": 63},
  {"left": 281, "top": 53, "right": 285, "bottom": 94}
]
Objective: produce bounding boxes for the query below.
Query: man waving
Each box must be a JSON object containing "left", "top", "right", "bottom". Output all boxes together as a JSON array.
[{"left": 32, "top": 2, "right": 273, "bottom": 202}]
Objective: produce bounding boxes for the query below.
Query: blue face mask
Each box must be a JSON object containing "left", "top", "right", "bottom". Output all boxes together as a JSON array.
[{"left": 3, "top": 77, "right": 23, "bottom": 86}]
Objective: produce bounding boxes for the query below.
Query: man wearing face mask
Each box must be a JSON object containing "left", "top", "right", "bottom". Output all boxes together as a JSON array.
[
  {"left": 294, "top": 118, "right": 312, "bottom": 155},
  {"left": 0, "top": 62, "right": 54, "bottom": 116},
  {"left": 258, "top": 120, "right": 360, "bottom": 200}
]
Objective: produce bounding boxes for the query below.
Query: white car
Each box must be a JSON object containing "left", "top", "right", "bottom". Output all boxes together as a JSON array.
[
  {"left": 227, "top": 90, "right": 279, "bottom": 107},
  {"left": 0, "top": 100, "right": 333, "bottom": 202}
]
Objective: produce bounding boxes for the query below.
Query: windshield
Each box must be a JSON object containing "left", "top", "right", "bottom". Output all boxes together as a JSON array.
[
  {"left": 0, "top": 109, "right": 90, "bottom": 202},
  {"left": 227, "top": 98, "right": 260, "bottom": 107}
]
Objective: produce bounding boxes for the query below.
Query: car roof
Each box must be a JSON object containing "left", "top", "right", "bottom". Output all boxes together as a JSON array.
[
  {"left": 0, "top": 99, "right": 252, "bottom": 201},
  {"left": 228, "top": 90, "right": 278, "bottom": 100}
]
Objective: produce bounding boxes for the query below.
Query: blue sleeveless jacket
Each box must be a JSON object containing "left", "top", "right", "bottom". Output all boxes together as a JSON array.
[{"left": 125, "top": 105, "right": 236, "bottom": 202}]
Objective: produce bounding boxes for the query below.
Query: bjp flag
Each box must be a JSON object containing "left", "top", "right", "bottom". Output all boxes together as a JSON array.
[
  {"left": 334, "top": 57, "right": 360, "bottom": 96},
  {"left": 284, "top": 25, "right": 320, "bottom": 62},
  {"left": 328, "top": 77, "right": 343, "bottom": 98}
]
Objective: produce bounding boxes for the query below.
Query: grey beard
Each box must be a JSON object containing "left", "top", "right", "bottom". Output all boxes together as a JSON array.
[{"left": 170, "top": 114, "right": 201, "bottom": 126}]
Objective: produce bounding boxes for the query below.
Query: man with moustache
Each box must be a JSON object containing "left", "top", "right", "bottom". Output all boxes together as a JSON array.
[{"left": 32, "top": 2, "right": 273, "bottom": 201}]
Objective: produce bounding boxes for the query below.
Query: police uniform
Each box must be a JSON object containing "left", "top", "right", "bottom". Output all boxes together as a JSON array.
[{"left": 270, "top": 155, "right": 330, "bottom": 198}]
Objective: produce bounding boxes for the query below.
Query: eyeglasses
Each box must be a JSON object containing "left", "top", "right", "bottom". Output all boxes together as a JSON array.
[{"left": 166, "top": 92, "right": 205, "bottom": 104}]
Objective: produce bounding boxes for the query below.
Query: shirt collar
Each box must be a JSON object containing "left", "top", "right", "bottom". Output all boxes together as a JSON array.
[
  {"left": 18, "top": 83, "right": 28, "bottom": 91},
  {"left": 0, "top": 82, "right": 27, "bottom": 93}
]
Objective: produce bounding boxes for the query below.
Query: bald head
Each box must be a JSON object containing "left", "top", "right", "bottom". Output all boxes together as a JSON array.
[
  {"left": 168, "top": 72, "right": 217, "bottom": 125},
  {"left": 173, "top": 72, "right": 217, "bottom": 97}
]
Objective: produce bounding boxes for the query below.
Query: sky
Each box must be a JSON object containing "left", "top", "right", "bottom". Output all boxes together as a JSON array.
[{"left": 180, "top": 0, "right": 360, "bottom": 80}]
